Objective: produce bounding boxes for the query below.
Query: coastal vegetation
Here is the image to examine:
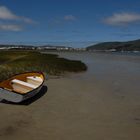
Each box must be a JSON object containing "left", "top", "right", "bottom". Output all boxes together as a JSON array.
[{"left": 0, "top": 51, "right": 87, "bottom": 82}]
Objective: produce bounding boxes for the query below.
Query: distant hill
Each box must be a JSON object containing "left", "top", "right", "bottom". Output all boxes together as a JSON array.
[{"left": 86, "top": 39, "right": 140, "bottom": 51}]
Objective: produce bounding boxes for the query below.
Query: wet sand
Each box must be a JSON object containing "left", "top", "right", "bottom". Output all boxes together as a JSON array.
[{"left": 0, "top": 52, "right": 140, "bottom": 140}]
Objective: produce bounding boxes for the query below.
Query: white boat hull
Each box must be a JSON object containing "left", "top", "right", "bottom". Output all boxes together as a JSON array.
[
  {"left": 0, "top": 72, "right": 45, "bottom": 103},
  {"left": 0, "top": 85, "right": 43, "bottom": 103}
]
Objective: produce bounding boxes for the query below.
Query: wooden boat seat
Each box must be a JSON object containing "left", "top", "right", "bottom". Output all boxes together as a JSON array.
[
  {"left": 11, "top": 79, "right": 37, "bottom": 94},
  {"left": 27, "top": 76, "right": 43, "bottom": 86}
]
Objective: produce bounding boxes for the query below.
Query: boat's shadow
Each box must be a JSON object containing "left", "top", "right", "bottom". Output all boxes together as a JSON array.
[{"left": 1, "top": 85, "right": 48, "bottom": 105}]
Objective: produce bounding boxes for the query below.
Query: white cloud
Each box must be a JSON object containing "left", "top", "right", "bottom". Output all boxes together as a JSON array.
[
  {"left": 0, "top": 6, "right": 35, "bottom": 23},
  {"left": 21, "top": 17, "right": 36, "bottom": 24},
  {"left": 0, "top": 6, "right": 18, "bottom": 20},
  {"left": 104, "top": 12, "right": 140, "bottom": 26},
  {"left": 48, "top": 15, "right": 77, "bottom": 28},
  {"left": 64, "top": 15, "right": 76, "bottom": 21},
  {"left": 0, "top": 24, "right": 22, "bottom": 31}
]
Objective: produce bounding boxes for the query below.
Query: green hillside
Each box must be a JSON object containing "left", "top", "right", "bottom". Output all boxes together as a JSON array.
[{"left": 87, "top": 39, "right": 140, "bottom": 51}]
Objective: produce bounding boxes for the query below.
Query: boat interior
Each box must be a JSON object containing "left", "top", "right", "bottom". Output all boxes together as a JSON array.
[{"left": 0, "top": 72, "right": 44, "bottom": 94}]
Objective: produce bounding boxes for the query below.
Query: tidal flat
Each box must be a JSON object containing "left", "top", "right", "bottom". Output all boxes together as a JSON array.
[{"left": 0, "top": 51, "right": 140, "bottom": 140}]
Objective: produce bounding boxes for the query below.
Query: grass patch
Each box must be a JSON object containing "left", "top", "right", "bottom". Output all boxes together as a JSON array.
[{"left": 0, "top": 50, "right": 87, "bottom": 81}]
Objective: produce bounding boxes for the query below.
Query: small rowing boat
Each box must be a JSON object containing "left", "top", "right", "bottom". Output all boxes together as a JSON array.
[{"left": 0, "top": 72, "right": 45, "bottom": 103}]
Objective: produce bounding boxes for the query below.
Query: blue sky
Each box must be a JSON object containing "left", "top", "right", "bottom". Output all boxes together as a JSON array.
[{"left": 0, "top": 0, "right": 140, "bottom": 47}]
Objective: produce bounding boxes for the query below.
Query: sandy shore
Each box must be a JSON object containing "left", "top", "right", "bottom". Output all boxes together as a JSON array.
[{"left": 0, "top": 52, "right": 140, "bottom": 140}]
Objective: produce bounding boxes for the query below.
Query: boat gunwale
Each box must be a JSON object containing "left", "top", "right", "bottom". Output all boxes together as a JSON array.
[{"left": 0, "top": 71, "right": 45, "bottom": 96}]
